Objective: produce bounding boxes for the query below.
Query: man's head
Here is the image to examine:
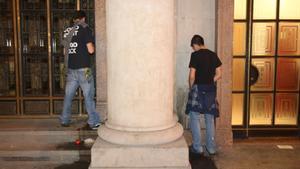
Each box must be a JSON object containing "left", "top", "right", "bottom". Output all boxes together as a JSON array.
[
  {"left": 73, "top": 10, "right": 86, "bottom": 23},
  {"left": 191, "top": 35, "right": 205, "bottom": 51}
]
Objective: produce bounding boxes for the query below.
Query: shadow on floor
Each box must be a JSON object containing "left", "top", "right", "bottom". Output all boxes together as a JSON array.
[
  {"left": 56, "top": 142, "right": 90, "bottom": 151},
  {"left": 54, "top": 140, "right": 91, "bottom": 169},
  {"left": 189, "top": 152, "right": 218, "bottom": 169},
  {"left": 54, "top": 161, "right": 90, "bottom": 169}
]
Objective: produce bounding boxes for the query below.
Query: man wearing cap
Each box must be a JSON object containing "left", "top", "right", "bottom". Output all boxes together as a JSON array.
[{"left": 60, "top": 10, "right": 100, "bottom": 130}]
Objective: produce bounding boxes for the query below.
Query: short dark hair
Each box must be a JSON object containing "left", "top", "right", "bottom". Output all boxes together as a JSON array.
[
  {"left": 73, "top": 10, "right": 86, "bottom": 20},
  {"left": 191, "top": 35, "right": 204, "bottom": 47}
]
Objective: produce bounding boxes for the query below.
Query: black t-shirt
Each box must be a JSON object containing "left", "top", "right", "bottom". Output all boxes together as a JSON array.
[
  {"left": 189, "top": 49, "right": 222, "bottom": 85},
  {"left": 64, "top": 24, "right": 94, "bottom": 69}
]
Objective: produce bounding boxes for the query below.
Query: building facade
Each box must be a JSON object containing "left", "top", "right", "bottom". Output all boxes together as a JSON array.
[{"left": 0, "top": 0, "right": 299, "bottom": 141}]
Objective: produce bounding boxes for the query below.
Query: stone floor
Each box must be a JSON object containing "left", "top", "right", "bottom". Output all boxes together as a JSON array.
[
  {"left": 214, "top": 138, "right": 300, "bottom": 169},
  {"left": 0, "top": 118, "right": 299, "bottom": 169}
]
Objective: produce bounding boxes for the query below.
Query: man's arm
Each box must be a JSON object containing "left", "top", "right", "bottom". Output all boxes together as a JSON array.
[
  {"left": 189, "top": 68, "right": 196, "bottom": 89},
  {"left": 87, "top": 42, "right": 95, "bottom": 54},
  {"left": 214, "top": 67, "right": 222, "bottom": 82}
]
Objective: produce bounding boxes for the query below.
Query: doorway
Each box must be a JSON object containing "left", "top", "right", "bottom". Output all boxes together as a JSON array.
[{"left": 232, "top": 0, "right": 300, "bottom": 137}]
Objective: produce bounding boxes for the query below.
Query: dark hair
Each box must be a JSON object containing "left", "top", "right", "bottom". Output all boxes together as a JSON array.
[
  {"left": 191, "top": 35, "right": 204, "bottom": 47},
  {"left": 73, "top": 10, "right": 86, "bottom": 20}
]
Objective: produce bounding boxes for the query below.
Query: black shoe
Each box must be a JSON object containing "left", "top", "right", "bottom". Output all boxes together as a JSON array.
[
  {"left": 205, "top": 147, "right": 217, "bottom": 156},
  {"left": 189, "top": 146, "right": 204, "bottom": 156}
]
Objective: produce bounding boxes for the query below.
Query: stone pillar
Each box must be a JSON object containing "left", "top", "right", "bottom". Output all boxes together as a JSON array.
[
  {"left": 90, "top": 0, "right": 191, "bottom": 168},
  {"left": 95, "top": 0, "right": 107, "bottom": 122},
  {"left": 215, "top": 0, "right": 234, "bottom": 146}
]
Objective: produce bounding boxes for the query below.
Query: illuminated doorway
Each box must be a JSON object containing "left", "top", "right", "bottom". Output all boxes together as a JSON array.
[{"left": 232, "top": 0, "right": 300, "bottom": 137}]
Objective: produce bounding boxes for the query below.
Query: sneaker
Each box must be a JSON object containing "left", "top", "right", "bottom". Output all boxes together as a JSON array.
[
  {"left": 81, "top": 123, "right": 100, "bottom": 130},
  {"left": 91, "top": 123, "right": 100, "bottom": 130}
]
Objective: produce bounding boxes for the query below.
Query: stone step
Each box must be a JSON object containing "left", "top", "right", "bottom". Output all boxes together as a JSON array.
[
  {"left": 0, "top": 119, "right": 98, "bottom": 168},
  {"left": 0, "top": 118, "right": 90, "bottom": 131},
  {"left": 0, "top": 130, "right": 98, "bottom": 151},
  {"left": 0, "top": 130, "right": 97, "bottom": 168},
  {"left": 0, "top": 161, "right": 90, "bottom": 169},
  {"left": 0, "top": 150, "right": 90, "bottom": 164}
]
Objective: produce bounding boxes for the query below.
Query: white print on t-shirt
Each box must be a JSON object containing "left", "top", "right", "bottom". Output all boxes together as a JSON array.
[
  {"left": 63, "top": 26, "right": 80, "bottom": 38},
  {"left": 63, "top": 26, "right": 80, "bottom": 54},
  {"left": 69, "top": 42, "right": 78, "bottom": 54}
]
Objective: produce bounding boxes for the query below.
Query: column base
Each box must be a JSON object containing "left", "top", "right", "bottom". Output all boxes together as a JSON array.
[
  {"left": 89, "top": 136, "right": 191, "bottom": 169},
  {"left": 99, "top": 123, "right": 184, "bottom": 146}
]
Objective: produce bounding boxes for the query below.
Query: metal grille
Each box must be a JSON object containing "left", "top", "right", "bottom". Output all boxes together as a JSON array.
[
  {"left": 53, "top": 100, "right": 79, "bottom": 115},
  {"left": 24, "top": 100, "right": 50, "bottom": 115},
  {"left": 0, "top": 0, "right": 16, "bottom": 97},
  {"left": 0, "top": 101, "right": 17, "bottom": 115},
  {"left": 0, "top": 0, "right": 95, "bottom": 117}
]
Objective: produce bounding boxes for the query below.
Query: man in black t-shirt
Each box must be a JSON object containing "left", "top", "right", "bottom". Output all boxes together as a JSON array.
[
  {"left": 186, "top": 35, "right": 222, "bottom": 156},
  {"left": 60, "top": 11, "right": 100, "bottom": 130}
]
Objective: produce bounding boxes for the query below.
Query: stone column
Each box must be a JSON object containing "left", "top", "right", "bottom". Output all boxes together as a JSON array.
[
  {"left": 95, "top": 0, "right": 107, "bottom": 122},
  {"left": 215, "top": 0, "right": 234, "bottom": 146},
  {"left": 90, "top": 0, "right": 190, "bottom": 168}
]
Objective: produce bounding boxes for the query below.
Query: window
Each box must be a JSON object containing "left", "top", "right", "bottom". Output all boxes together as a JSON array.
[
  {"left": 280, "top": 0, "right": 300, "bottom": 19},
  {"left": 253, "top": 0, "right": 277, "bottom": 20}
]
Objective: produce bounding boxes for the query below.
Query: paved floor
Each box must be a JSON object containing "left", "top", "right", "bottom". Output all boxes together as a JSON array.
[
  {"left": 18, "top": 142, "right": 298, "bottom": 169},
  {"left": 214, "top": 139, "right": 300, "bottom": 169},
  {"left": 185, "top": 132, "right": 300, "bottom": 169},
  {"left": 0, "top": 119, "right": 299, "bottom": 169}
]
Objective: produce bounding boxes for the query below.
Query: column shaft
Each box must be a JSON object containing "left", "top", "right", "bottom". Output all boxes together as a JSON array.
[{"left": 99, "top": 0, "right": 183, "bottom": 146}]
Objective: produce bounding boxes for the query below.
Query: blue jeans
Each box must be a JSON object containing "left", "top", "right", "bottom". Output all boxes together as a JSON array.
[
  {"left": 60, "top": 68, "right": 100, "bottom": 127},
  {"left": 189, "top": 111, "right": 216, "bottom": 154}
]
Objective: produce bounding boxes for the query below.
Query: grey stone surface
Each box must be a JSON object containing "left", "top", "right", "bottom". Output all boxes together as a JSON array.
[
  {"left": 0, "top": 118, "right": 95, "bottom": 168},
  {"left": 89, "top": 136, "right": 191, "bottom": 169},
  {"left": 0, "top": 118, "right": 88, "bottom": 131},
  {"left": 0, "top": 150, "right": 90, "bottom": 164}
]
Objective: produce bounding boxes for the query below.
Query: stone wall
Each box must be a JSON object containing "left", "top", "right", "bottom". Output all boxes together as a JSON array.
[{"left": 175, "top": 0, "right": 216, "bottom": 127}]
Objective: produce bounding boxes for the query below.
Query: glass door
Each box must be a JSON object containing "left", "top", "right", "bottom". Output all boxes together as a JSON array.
[
  {"left": 51, "top": 0, "right": 80, "bottom": 115},
  {"left": 232, "top": 0, "right": 300, "bottom": 137},
  {"left": 0, "top": 0, "right": 17, "bottom": 115},
  {"left": 20, "top": 0, "right": 51, "bottom": 115}
]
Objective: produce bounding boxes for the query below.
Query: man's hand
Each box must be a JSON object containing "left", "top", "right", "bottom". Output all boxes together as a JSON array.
[
  {"left": 87, "top": 42, "right": 95, "bottom": 54},
  {"left": 214, "top": 67, "right": 222, "bottom": 82},
  {"left": 189, "top": 68, "right": 196, "bottom": 90}
]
